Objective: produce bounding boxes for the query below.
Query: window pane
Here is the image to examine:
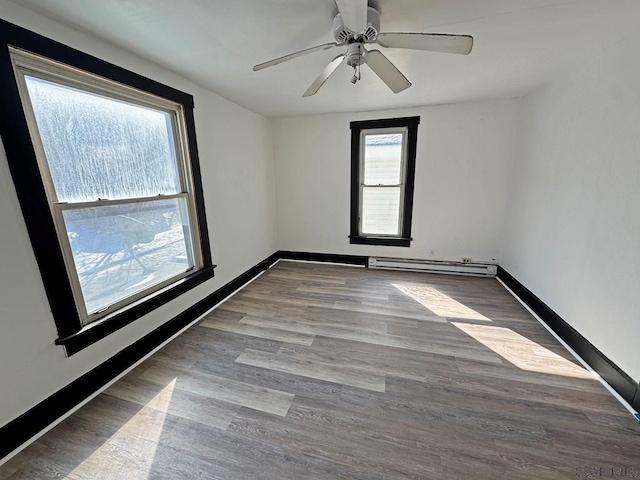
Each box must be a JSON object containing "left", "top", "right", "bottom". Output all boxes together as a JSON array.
[
  {"left": 361, "top": 187, "right": 401, "bottom": 235},
  {"left": 24, "top": 76, "right": 181, "bottom": 203},
  {"left": 62, "top": 198, "right": 194, "bottom": 318},
  {"left": 363, "top": 133, "right": 403, "bottom": 185}
]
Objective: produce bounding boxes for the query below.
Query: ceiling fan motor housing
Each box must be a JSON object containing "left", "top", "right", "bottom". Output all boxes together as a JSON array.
[{"left": 333, "top": 6, "right": 380, "bottom": 42}]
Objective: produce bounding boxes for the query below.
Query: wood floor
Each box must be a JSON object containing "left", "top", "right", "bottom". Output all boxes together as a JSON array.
[{"left": 2, "top": 261, "right": 639, "bottom": 479}]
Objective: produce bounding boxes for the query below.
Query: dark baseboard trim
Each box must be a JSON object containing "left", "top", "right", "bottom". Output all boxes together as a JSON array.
[
  {"left": 0, "top": 251, "right": 280, "bottom": 462},
  {"left": 497, "top": 266, "right": 640, "bottom": 414},
  {"left": 278, "top": 250, "right": 368, "bottom": 266}
]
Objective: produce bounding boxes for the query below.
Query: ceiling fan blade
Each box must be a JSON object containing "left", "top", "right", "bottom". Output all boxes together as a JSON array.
[
  {"left": 302, "top": 55, "right": 345, "bottom": 98},
  {"left": 377, "top": 33, "right": 474, "bottom": 55},
  {"left": 253, "top": 43, "right": 340, "bottom": 71},
  {"left": 365, "top": 49, "right": 411, "bottom": 93},
  {"left": 335, "top": 0, "right": 368, "bottom": 33}
]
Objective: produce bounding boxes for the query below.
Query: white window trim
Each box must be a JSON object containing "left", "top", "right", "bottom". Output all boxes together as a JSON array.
[{"left": 358, "top": 126, "right": 409, "bottom": 238}]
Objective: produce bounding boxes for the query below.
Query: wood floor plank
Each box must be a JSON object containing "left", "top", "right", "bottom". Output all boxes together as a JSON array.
[
  {"left": 296, "top": 285, "right": 390, "bottom": 300},
  {"left": 332, "top": 300, "right": 446, "bottom": 323},
  {"left": 242, "top": 311, "right": 388, "bottom": 334},
  {"left": 240, "top": 315, "right": 504, "bottom": 363},
  {"left": 139, "top": 364, "right": 294, "bottom": 417},
  {"left": 176, "top": 326, "right": 284, "bottom": 361},
  {"left": 103, "top": 376, "right": 241, "bottom": 430},
  {"left": 266, "top": 270, "right": 347, "bottom": 285},
  {"left": 220, "top": 296, "right": 308, "bottom": 318},
  {"left": 146, "top": 339, "right": 205, "bottom": 369},
  {"left": 235, "top": 348, "right": 387, "bottom": 392},
  {"left": 276, "top": 339, "right": 430, "bottom": 382},
  {"left": 199, "top": 316, "right": 316, "bottom": 345},
  {"left": 455, "top": 356, "right": 607, "bottom": 394},
  {"left": 240, "top": 290, "right": 337, "bottom": 309}
]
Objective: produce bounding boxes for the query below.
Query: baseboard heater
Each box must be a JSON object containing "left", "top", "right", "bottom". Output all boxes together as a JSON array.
[{"left": 368, "top": 257, "right": 498, "bottom": 277}]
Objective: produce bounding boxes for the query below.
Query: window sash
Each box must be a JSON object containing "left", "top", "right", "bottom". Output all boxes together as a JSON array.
[
  {"left": 360, "top": 186, "right": 402, "bottom": 236},
  {"left": 359, "top": 127, "right": 408, "bottom": 237},
  {"left": 54, "top": 196, "right": 197, "bottom": 321},
  {"left": 10, "top": 47, "right": 192, "bottom": 203},
  {"left": 10, "top": 47, "right": 204, "bottom": 325}
]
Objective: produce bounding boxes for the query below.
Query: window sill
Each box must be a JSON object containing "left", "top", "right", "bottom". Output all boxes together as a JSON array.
[
  {"left": 55, "top": 265, "right": 215, "bottom": 355},
  {"left": 349, "top": 236, "right": 412, "bottom": 247}
]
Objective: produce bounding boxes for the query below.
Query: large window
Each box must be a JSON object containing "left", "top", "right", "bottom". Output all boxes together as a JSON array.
[
  {"left": 0, "top": 21, "right": 213, "bottom": 354},
  {"left": 350, "top": 116, "right": 420, "bottom": 247}
]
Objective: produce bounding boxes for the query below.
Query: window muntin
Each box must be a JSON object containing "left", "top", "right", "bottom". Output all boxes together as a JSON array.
[
  {"left": 359, "top": 128, "right": 407, "bottom": 237},
  {"left": 11, "top": 48, "right": 203, "bottom": 325}
]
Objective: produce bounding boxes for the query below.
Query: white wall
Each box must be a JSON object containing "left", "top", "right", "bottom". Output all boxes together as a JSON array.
[
  {"left": 501, "top": 31, "right": 640, "bottom": 382},
  {"left": 273, "top": 100, "right": 518, "bottom": 262},
  {"left": 0, "top": 2, "right": 278, "bottom": 428}
]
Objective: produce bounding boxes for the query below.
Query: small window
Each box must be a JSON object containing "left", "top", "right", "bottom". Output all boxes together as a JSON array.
[
  {"left": 350, "top": 116, "right": 420, "bottom": 247},
  {"left": 0, "top": 26, "right": 213, "bottom": 354}
]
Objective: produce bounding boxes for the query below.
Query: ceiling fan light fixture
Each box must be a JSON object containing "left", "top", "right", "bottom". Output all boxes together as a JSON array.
[{"left": 345, "top": 43, "right": 366, "bottom": 69}]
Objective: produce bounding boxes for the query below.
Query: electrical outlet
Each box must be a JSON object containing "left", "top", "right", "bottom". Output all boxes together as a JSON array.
[{"left": 461, "top": 256, "right": 472, "bottom": 263}]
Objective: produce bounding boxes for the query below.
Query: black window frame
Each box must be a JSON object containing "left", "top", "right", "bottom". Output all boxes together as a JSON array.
[
  {"left": 349, "top": 116, "right": 420, "bottom": 247},
  {"left": 0, "top": 19, "right": 214, "bottom": 355}
]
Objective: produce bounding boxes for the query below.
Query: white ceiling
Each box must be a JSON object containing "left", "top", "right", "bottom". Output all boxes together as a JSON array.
[{"left": 8, "top": 0, "right": 640, "bottom": 117}]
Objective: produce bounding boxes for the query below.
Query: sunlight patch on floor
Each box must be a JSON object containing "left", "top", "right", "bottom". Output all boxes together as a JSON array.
[
  {"left": 451, "top": 322, "right": 592, "bottom": 379},
  {"left": 67, "top": 378, "right": 176, "bottom": 479},
  {"left": 393, "top": 283, "right": 491, "bottom": 321}
]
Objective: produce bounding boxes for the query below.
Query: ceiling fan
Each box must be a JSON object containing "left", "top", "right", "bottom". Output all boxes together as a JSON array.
[{"left": 253, "top": 0, "right": 474, "bottom": 97}]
